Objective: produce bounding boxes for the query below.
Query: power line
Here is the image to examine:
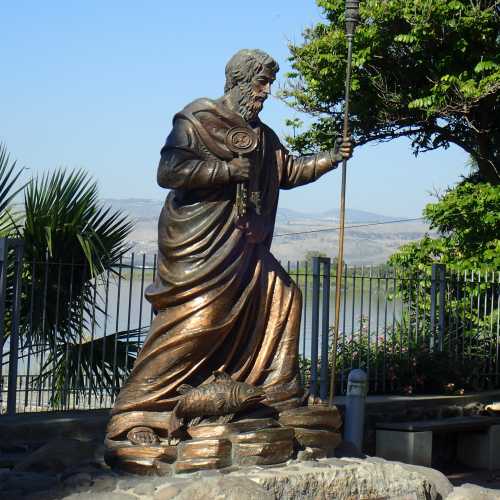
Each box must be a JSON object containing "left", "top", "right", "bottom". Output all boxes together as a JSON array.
[{"left": 273, "top": 217, "right": 425, "bottom": 238}]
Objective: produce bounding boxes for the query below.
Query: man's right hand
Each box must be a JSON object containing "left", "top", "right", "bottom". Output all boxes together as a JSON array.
[{"left": 228, "top": 156, "right": 251, "bottom": 181}]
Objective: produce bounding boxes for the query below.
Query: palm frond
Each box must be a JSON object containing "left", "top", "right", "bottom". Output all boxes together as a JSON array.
[
  {"left": 0, "top": 143, "right": 27, "bottom": 236},
  {"left": 33, "top": 327, "right": 145, "bottom": 407}
]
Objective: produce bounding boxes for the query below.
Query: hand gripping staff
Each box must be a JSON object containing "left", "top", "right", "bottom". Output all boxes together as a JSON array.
[{"left": 329, "top": 0, "right": 360, "bottom": 406}]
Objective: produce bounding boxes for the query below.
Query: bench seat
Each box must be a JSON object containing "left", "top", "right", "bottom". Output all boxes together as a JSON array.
[
  {"left": 376, "top": 416, "right": 500, "bottom": 469},
  {"left": 377, "top": 415, "right": 500, "bottom": 433}
]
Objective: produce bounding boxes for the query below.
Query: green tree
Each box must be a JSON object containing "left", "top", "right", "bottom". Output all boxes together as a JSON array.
[
  {"left": 389, "top": 181, "right": 500, "bottom": 271},
  {"left": 282, "top": 0, "right": 500, "bottom": 183},
  {"left": 388, "top": 182, "right": 500, "bottom": 392},
  {"left": 304, "top": 250, "right": 328, "bottom": 263}
]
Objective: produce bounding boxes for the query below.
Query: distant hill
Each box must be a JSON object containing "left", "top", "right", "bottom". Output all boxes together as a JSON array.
[
  {"left": 277, "top": 207, "right": 395, "bottom": 224},
  {"left": 105, "top": 198, "right": 164, "bottom": 219},
  {"left": 106, "top": 198, "right": 429, "bottom": 265}
]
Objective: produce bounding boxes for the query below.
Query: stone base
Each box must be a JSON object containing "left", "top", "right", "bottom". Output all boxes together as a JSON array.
[
  {"left": 177, "top": 438, "right": 232, "bottom": 461},
  {"left": 7, "top": 456, "right": 466, "bottom": 499},
  {"left": 232, "top": 440, "right": 294, "bottom": 466},
  {"left": 105, "top": 407, "right": 343, "bottom": 475},
  {"left": 104, "top": 442, "right": 177, "bottom": 475},
  {"left": 279, "top": 404, "right": 342, "bottom": 431},
  {"left": 294, "top": 427, "right": 342, "bottom": 456},
  {"left": 186, "top": 417, "right": 279, "bottom": 439},
  {"left": 175, "top": 456, "right": 232, "bottom": 473}
]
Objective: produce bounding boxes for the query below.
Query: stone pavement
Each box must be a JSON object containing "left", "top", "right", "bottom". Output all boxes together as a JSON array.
[
  {"left": 446, "top": 466, "right": 500, "bottom": 491},
  {"left": 1, "top": 452, "right": 500, "bottom": 499},
  {"left": 1, "top": 431, "right": 499, "bottom": 499}
]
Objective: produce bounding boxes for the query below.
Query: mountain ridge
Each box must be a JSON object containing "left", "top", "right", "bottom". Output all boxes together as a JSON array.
[
  {"left": 105, "top": 198, "right": 407, "bottom": 224},
  {"left": 104, "top": 198, "right": 429, "bottom": 265}
]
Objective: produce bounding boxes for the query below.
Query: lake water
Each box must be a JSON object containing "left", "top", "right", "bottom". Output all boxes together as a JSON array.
[{"left": 13, "top": 272, "right": 404, "bottom": 378}]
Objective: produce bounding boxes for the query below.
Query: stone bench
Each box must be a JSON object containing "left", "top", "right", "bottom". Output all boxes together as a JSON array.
[{"left": 376, "top": 415, "right": 500, "bottom": 469}]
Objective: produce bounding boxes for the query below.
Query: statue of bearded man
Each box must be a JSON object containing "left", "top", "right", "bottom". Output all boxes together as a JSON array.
[{"left": 106, "top": 49, "right": 352, "bottom": 447}]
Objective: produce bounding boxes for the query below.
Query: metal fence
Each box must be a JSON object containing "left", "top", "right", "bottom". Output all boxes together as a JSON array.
[{"left": 1, "top": 242, "right": 499, "bottom": 414}]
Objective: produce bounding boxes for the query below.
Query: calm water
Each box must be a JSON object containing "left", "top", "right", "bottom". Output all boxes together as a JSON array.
[{"left": 13, "top": 273, "right": 404, "bottom": 377}]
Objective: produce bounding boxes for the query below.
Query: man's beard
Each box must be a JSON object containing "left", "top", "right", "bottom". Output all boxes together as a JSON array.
[{"left": 237, "top": 82, "right": 266, "bottom": 122}]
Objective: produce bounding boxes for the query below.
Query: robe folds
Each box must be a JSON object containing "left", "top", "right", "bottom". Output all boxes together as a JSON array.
[{"left": 107, "top": 98, "right": 335, "bottom": 439}]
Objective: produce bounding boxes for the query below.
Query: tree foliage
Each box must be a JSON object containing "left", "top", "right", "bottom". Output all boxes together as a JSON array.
[
  {"left": 389, "top": 181, "right": 500, "bottom": 271},
  {"left": 0, "top": 144, "right": 26, "bottom": 235},
  {"left": 387, "top": 182, "right": 500, "bottom": 394},
  {"left": 282, "top": 0, "right": 500, "bottom": 183}
]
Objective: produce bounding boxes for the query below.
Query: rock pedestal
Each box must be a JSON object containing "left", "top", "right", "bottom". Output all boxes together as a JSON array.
[
  {"left": 105, "top": 441, "right": 177, "bottom": 475},
  {"left": 279, "top": 405, "right": 342, "bottom": 431},
  {"left": 3, "top": 454, "right": 476, "bottom": 499},
  {"left": 175, "top": 438, "right": 232, "bottom": 473},
  {"left": 106, "top": 405, "right": 343, "bottom": 474},
  {"left": 279, "top": 405, "right": 343, "bottom": 458},
  {"left": 231, "top": 426, "right": 295, "bottom": 466}
]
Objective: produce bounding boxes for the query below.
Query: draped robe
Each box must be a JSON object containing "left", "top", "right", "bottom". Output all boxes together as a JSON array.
[{"left": 107, "top": 98, "right": 335, "bottom": 440}]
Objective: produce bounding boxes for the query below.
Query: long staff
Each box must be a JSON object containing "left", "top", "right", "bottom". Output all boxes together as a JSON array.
[{"left": 329, "top": 0, "right": 360, "bottom": 405}]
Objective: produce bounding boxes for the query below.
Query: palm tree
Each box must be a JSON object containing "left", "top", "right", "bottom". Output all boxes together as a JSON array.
[
  {"left": 0, "top": 144, "right": 26, "bottom": 236},
  {"left": 0, "top": 144, "right": 139, "bottom": 408},
  {"left": 21, "top": 169, "right": 137, "bottom": 406},
  {"left": 0, "top": 143, "right": 27, "bottom": 399}
]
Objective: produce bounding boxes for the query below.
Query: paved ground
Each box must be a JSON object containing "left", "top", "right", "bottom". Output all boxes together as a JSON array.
[{"left": 443, "top": 465, "right": 500, "bottom": 490}]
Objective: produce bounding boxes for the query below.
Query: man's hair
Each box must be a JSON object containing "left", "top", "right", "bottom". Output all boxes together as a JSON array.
[{"left": 224, "top": 49, "right": 279, "bottom": 94}]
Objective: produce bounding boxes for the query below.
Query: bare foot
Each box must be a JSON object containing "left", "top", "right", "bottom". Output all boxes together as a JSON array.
[{"left": 127, "top": 426, "right": 160, "bottom": 446}]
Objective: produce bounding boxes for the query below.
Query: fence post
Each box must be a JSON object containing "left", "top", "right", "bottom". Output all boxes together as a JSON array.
[
  {"left": 319, "top": 258, "right": 331, "bottom": 400},
  {"left": 429, "top": 264, "right": 437, "bottom": 351},
  {"left": 310, "top": 257, "right": 320, "bottom": 397},
  {"left": 7, "top": 240, "right": 24, "bottom": 416},
  {"left": 0, "top": 238, "right": 8, "bottom": 410},
  {"left": 437, "top": 264, "right": 446, "bottom": 352},
  {"left": 344, "top": 368, "right": 368, "bottom": 453},
  {"left": 430, "top": 263, "right": 446, "bottom": 353}
]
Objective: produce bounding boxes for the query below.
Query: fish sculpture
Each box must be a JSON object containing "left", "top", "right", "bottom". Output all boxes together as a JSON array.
[{"left": 168, "top": 371, "right": 266, "bottom": 436}]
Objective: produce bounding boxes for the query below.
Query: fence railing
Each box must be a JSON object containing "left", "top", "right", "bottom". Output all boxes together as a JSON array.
[{"left": 1, "top": 242, "right": 499, "bottom": 414}]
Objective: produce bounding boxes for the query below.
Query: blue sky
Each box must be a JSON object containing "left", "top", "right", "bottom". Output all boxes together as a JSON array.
[{"left": 2, "top": 0, "right": 468, "bottom": 217}]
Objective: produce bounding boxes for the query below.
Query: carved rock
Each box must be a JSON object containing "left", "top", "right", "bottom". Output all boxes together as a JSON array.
[
  {"left": 293, "top": 427, "right": 342, "bottom": 455},
  {"left": 187, "top": 423, "right": 233, "bottom": 439},
  {"left": 187, "top": 417, "right": 279, "bottom": 439},
  {"left": 105, "top": 443, "right": 177, "bottom": 474},
  {"left": 106, "top": 411, "right": 172, "bottom": 439},
  {"left": 297, "top": 446, "right": 327, "bottom": 461},
  {"left": 177, "top": 438, "right": 232, "bottom": 461},
  {"left": 228, "top": 417, "right": 280, "bottom": 433},
  {"left": 279, "top": 405, "right": 342, "bottom": 431},
  {"left": 175, "top": 457, "right": 231, "bottom": 474},
  {"left": 232, "top": 439, "right": 294, "bottom": 466},
  {"left": 230, "top": 426, "right": 294, "bottom": 444},
  {"left": 109, "top": 458, "right": 161, "bottom": 475}
]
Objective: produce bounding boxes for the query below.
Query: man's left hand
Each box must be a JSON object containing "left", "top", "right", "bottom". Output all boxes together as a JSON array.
[{"left": 332, "top": 135, "right": 353, "bottom": 163}]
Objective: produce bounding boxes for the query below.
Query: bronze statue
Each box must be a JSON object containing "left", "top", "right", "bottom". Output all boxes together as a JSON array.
[
  {"left": 168, "top": 371, "right": 266, "bottom": 437},
  {"left": 105, "top": 49, "right": 352, "bottom": 470}
]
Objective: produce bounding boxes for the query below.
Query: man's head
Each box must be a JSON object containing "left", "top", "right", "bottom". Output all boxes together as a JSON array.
[{"left": 224, "top": 49, "right": 279, "bottom": 122}]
